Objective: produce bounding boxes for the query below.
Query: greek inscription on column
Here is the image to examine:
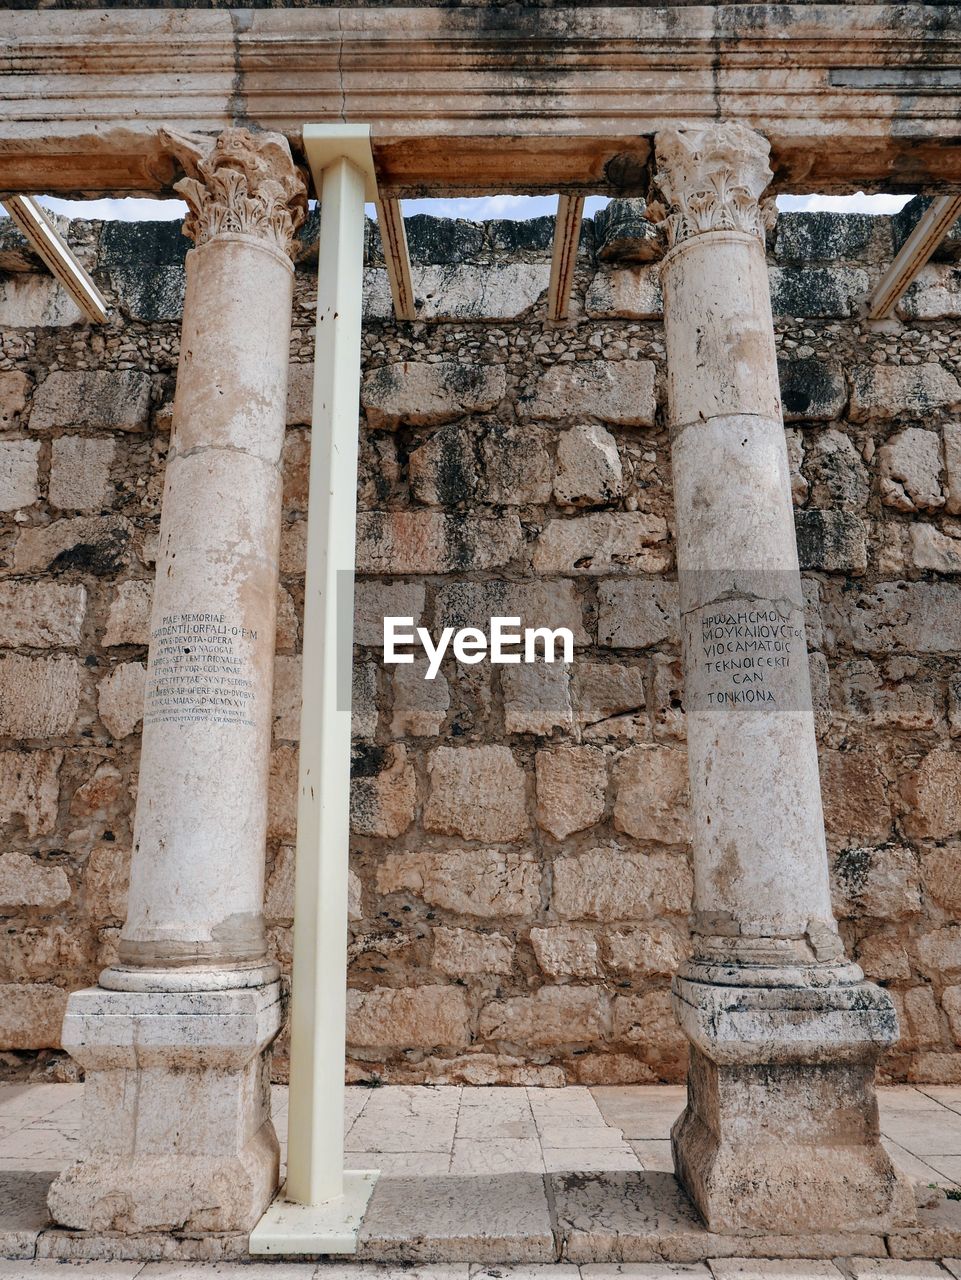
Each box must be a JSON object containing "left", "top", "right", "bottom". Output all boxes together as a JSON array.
[
  {"left": 143, "top": 611, "right": 258, "bottom": 728},
  {"left": 683, "top": 600, "right": 808, "bottom": 712}
]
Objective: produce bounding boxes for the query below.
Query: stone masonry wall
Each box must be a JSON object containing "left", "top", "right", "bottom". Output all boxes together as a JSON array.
[{"left": 2, "top": 199, "right": 961, "bottom": 1084}]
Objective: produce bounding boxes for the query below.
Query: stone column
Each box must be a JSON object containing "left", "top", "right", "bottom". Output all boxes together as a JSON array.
[
  {"left": 652, "top": 122, "right": 915, "bottom": 1235},
  {"left": 48, "top": 128, "right": 306, "bottom": 1235}
]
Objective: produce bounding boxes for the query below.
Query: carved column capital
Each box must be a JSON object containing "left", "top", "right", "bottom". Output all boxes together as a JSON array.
[
  {"left": 650, "top": 122, "right": 776, "bottom": 249},
  {"left": 160, "top": 127, "right": 308, "bottom": 260}
]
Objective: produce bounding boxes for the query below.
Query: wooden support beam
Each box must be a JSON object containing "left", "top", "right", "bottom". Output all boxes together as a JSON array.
[
  {"left": 375, "top": 196, "right": 415, "bottom": 322},
  {"left": 547, "top": 194, "right": 585, "bottom": 323},
  {"left": 867, "top": 194, "right": 961, "bottom": 320},
  {"left": 2, "top": 195, "right": 108, "bottom": 323}
]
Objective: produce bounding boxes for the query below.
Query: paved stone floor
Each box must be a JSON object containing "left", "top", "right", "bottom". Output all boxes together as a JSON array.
[{"left": 4, "top": 1082, "right": 961, "bottom": 1274}]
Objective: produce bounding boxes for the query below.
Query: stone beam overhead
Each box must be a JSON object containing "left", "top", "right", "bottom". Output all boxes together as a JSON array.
[{"left": 2, "top": 5, "right": 961, "bottom": 198}]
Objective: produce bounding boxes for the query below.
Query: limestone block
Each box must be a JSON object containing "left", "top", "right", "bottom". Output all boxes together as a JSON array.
[
  {"left": 0, "top": 582, "right": 85, "bottom": 647},
  {"left": 361, "top": 360, "right": 507, "bottom": 428},
  {"left": 82, "top": 844, "right": 130, "bottom": 922},
  {"left": 837, "top": 657, "right": 939, "bottom": 731},
  {"left": 409, "top": 421, "right": 553, "bottom": 506},
  {"left": 275, "top": 584, "right": 299, "bottom": 652},
  {"left": 831, "top": 844, "right": 922, "bottom": 920},
  {"left": 286, "top": 362, "right": 313, "bottom": 425},
  {"left": 356, "top": 511, "right": 522, "bottom": 574},
  {"left": 267, "top": 744, "right": 297, "bottom": 842},
  {"left": 552, "top": 846, "right": 693, "bottom": 920},
  {"left": 0, "top": 749, "right": 62, "bottom": 836},
  {"left": 502, "top": 663, "right": 573, "bottom": 735},
  {"left": 899, "top": 263, "right": 961, "bottom": 320},
  {"left": 775, "top": 211, "right": 878, "bottom": 262},
  {"left": 0, "top": 439, "right": 40, "bottom": 510},
  {"left": 391, "top": 660, "right": 448, "bottom": 737},
  {"left": 424, "top": 745, "right": 527, "bottom": 842},
  {"left": 584, "top": 267, "right": 663, "bottom": 319},
  {"left": 97, "top": 661, "right": 146, "bottom": 739},
  {"left": 613, "top": 744, "right": 691, "bottom": 845},
  {"left": 348, "top": 868, "right": 363, "bottom": 922},
  {"left": 806, "top": 429, "right": 870, "bottom": 509},
  {"left": 347, "top": 984, "right": 471, "bottom": 1050},
  {"left": 650, "top": 653, "right": 686, "bottom": 742},
  {"left": 105, "top": 265, "right": 186, "bottom": 323},
  {"left": 553, "top": 423, "right": 625, "bottom": 506},
  {"left": 921, "top": 846, "right": 961, "bottom": 913},
  {"left": 535, "top": 745, "right": 607, "bottom": 839},
  {"left": 0, "top": 983, "right": 67, "bottom": 1049},
  {"left": 271, "top": 653, "right": 300, "bottom": 741},
  {"left": 0, "top": 654, "right": 82, "bottom": 736},
  {"left": 945, "top": 422, "right": 961, "bottom": 514},
  {"left": 103, "top": 580, "right": 152, "bottom": 647},
  {"left": 478, "top": 986, "right": 607, "bottom": 1049},
  {"left": 903, "top": 748, "right": 961, "bottom": 839},
  {"left": 911, "top": 524, "right": 961, "bottom": 572},
  {"left": 521, "top": 359, "right": 657, "bottom": 427},
  {"left": 354, "top": 580, "right": 426, "bottom": 646},
  {"left": 795, "top": 510, "right": 868, "bottom": 572},
  {"left": 48, "top": 436, "right": 116, "bottom": 511},
  {"left": 878, "top": 428, "right": 945, "bottom": 511},
  {"left": 769, "top": 266, "right": 869, "bottom": 317},
  {"left": 825, "top": 582, "right": 961, "bottom": 654},
  {"left": 916, "top": 926, "right": 961, "bottom": 980},
  {"left": 778, "top": 357, "right": 848, "bottom": 422},
  {"left": 891, "top": 985, "right": 943, "bottom": 1051},
  {"left": 15, "top": 515, "right": 134, "bottom": 576},
  {"left": 433, "top": 579, "right": 588, "bottom": 645},
  {"left": 350, "top": 743, "right": 417, "bottom": 838},
  {"left": 263, "top": 845, "right": 294, "bottom": 924},
  {"left": 612, "top": 989, "right": 687, "bottom": 1061},
  {"left": 533, "top": 512, "right": 669, "bottom": 575},
  {"left": 785, "top": 429, "right": 808, "bottom": 504},
  {"left": 820, "top": 749, "right": 892, "bottom": 844},
  {"left": 849, "top": 364, "right": 961, "bottom": 423},
  {"left": 411, "top": 262, "right": 551, "bottom": 320},
  {"left": 70, "top": 762, "right": 123, "bottom": 821},
  {"left": 0, "top": 851, "right": 70, "bottom": 909},
  {"left": 594, "top": 199, "right": 663, "bottom": 262},
  {"left": 0, "top": 370, "right": 30, "bottom": 427},
  {"left": 0, "top": 275, "right": 83, "bottom": 327},
  {"left": 432, "top": 927, "right": 514, "bottom": 976},
  {"left": 943, "top": 986, "right": 961, "bottom": 1045},
  {"left": 575, "top": 661, "right": 647, "bottom": 730},
  {"left": 30, "top": 370, "right": 152, "bottom": 432},
  {"left": 856, "top": 932, "right": 912, "bottom": 982},
  {"left": 603, "top": 923, "right": 685, "bottom": 977},
  {"left": 529, "top": 926, "right": 601, "bottom": 978},
  {"left": 376, "top": 847, "right": 541, "bottom": 919},
  {"left": 598, "top": 580, "right": 679, "bottom": 648},
  {"left": 280, "top": 428, "right": 309, "bottom": 510}
]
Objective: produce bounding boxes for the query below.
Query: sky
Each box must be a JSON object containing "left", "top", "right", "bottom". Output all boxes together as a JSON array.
[{"left": 29, "top": 191, "right": 915, "bottom": 224}]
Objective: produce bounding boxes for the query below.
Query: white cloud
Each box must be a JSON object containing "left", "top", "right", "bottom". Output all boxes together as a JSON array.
[{"left": 776, "top": 193, "right": 913, "bottom": 215}]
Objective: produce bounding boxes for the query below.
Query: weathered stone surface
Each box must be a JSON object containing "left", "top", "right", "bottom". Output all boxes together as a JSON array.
[
  {"left": 0, "top": 851, "right": 70, "bottom": 910},
  {"left": 48, "top": 436, "right": 116, "bottom": 512},
  {"left": 97, "top": 661, "right": 145, "bottom": 739},
  {"left": 356, "top": 511, "right": 522, "bottom": 574},
  {"left": 778, "top": 357, "right": 848, "bottom": 422},
  {"left": 82, "top": 844, "right": 130, "bottom": 921},
  {"left": 899, "top": 263, "right": 961, "bottom": 321},
  {"left": 795, "top": 509, "right": 867, "bottom": 572},
  {"left": 432, "top": 927, "right": 514, "bottom": 976},
  {"left": 910, "top": 524, "right": 961, "bottom": 573},
  {"left": 0, "top": 983, "right": 67, "bottom": 1049},
  {"left": 362, "top": 360, "right": 507, "bottom": 428},
  {"left": 424, "top": 745, "right": 528, "bottom": 842},
  {"left": 412, "top": 262, "right": 551, "bottom": 321},
  {"left": 0, "top": 370, "right": 30, "bottom": 427},
  {"left": 0, "top": 439, "right": 40, "bottom": 511},
  {"left": 806, "top": 428, "right": 870, "bottom": 509},
  {"left": 354, "top": 581, "right": 426, "bottom": 646},
  {"left": 348, "top": 984, "right": 471, "bottom": 1049},
  {"left": 521, "top": 359, "right": 657, "bottom": 427},
  {"left": 856, "top": 932, "right": 912, "bottom": 982},
  {"left": 603, "top": 923, "right": 685, "bottom": 977},
  {"left": 15, "top": 515, "right": 134, "bottom": 577},
  {"left": 613, "top": 745, "right": 690, "bottom": 845},
  {"left": 410, "top": 421, "right": 553, "bottom": 507},
  {"left": 30, "top": 370, "right": 152, "bottom": 432},
  {"left": 612, "top": 990, "right": 687, "bottom": 1061},
  {"left": 0, "top": 582, "right": 85, "bottom": 648},
  {"left": 849, "top": 364, "right": 961, "bottom": 423},
  {"left": 878, "top": 428, "right": 945, "bottom": 512},
  {"left": 594, "top": 200, "right": 663, "bottom": 262},
  {"left": 529, "top": 925, "right": 601, "bottom": 977},
  {"left": 0, "top": 654, "right": 82, "bottom": 737},
  {"left": 552, "top": 846, "right": 693, "bottom": 920},
  {"left": 837, "top": 657, "right": 939, "bottom": 732},
  {"left": 0, "top": 749, "right": 61, "bottom": 836},
  {"left": 502, "top": 663, "right": 573, "bottom": 736},
  {"left": 945, "top": 421, "right": 961, "bottom": 515},
  {"left": 391, "top": 660, "right": 448, "bottom": 737},
  {"left": 831, "top": 844, "right": 922, "bottom": 920},
  {"left": 102, "top": 579, "right": 152, "bottom": 647},
  {"left": 916, "top": 926, "right": 961, "bottom": 981},
  {"left": 0, "top": 276, "right": 83, "bottom": 328},
  {"left": 350, "top": 744, "right": 417, "bottom": 839},
  {"left": 554, "top": 423, "right": 625, "bottom": 506},
  {"left": 478, "top": 985, "right": 607, "bottom": 1048},
  {"left": 769, "top": 266, "right": 868, "bottom": 318},
  {"left": 535, "top": 745, "right": 607, "bottom": 839},
  {"left": 775, "top": 211, "right": 878, "bottom": 262},
  {"left": 598, "top": 580, "right": 679, "bottom": 648},
  {"left": 376, "top": 847, "right": 541, "bottom": 919},
  {"left": 902, "top": 748, "right": 961, "bottom": 839},
  {"left": 820, "top": 748, "right": 892, "bottom": 844},
  {"left": 825, "top": 582, "right": 961, "bottom": 654},
  {"left": 433, "top": 579, "right": 588, "bottom": 645},
  {"left": 585, "top": 267, "right": 663, "bottom": 319},
  {"left": 533, "top": 513, "right": 669, "bottom": 575},
  {"left": 921, "top": 846, "right": 961, "bottom": 914},
  {"left": 575, "top": 661, "right": 648, "bottom": 733}
]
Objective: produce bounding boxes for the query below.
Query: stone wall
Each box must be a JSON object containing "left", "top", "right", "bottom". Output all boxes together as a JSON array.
[{"left": 1, "top": 199, "right": 961, "bottom": 1085}]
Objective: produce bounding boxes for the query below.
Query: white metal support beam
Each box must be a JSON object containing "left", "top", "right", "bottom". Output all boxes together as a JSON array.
[
  {"left": 249, "top": 123, "right": 379, "bottom": 1257},
  {"left": 376, "top": 195, "right": 415, "bottom": 321},
  {"left": 2, "top": 195, "right": 108, "bottom": 323},
  {"left": 866, "top": 194, "right": 961, "bottom": 321},
  {"left": 547, "top": 193, "right": 585, "bottom": 322}
]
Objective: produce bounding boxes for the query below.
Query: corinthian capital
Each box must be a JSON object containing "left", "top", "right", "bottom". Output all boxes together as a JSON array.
[
  {"left": 160, "top": 127, "right": 308, "bottom": 260},
  {"left": 650, "top": 122, "right": 775, "bottom": 249}
]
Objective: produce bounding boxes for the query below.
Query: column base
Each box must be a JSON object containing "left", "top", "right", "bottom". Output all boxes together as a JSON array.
[
  {"left": 47, "top": 981, "right": 283, "bottom": 1235},
  {"left": 671, "top": 973, "right": 917, "bottom": 1235}
]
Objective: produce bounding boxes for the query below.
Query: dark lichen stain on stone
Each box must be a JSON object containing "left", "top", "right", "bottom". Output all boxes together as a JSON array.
[{"left": 351, "top": 743, "right": 388, "bottom": 779}]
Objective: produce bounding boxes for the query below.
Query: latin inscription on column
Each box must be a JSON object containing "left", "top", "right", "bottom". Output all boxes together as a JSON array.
[
  {"left": 683, "top": 600, "right": 808, "bottom": 711},
  {"left": 144, "top": 612, "right": 257, "bottom": 728}
]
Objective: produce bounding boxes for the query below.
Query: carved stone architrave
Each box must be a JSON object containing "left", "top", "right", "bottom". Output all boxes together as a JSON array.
[
  {"left": 650, "top": 122, "right": 777, "bottom": 249},
  {"left": 159, "top": 127, "right": 308, "bottom": 261}
]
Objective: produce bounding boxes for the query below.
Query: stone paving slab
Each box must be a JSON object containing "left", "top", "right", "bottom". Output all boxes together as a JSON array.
[
  {"left": 709, "top": 1263, "right": 845, "bottom": 1279},
  {"left": 0, "top": 1172, "right": 56, "bottom": 1261}
]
